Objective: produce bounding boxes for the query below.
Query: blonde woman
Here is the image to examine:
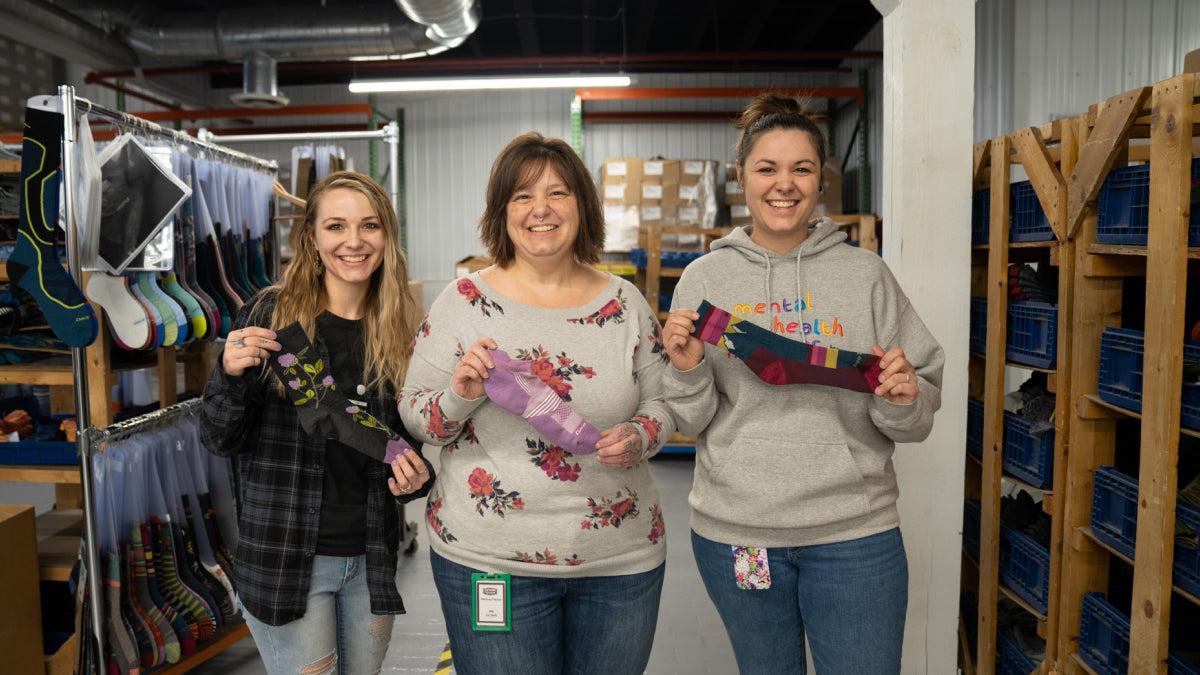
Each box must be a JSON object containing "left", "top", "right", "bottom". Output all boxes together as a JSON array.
[{"left": 201, "top": 171, "right": 432, "bottom": 674}]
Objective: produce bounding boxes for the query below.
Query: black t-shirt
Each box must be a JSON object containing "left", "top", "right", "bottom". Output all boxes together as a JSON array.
[{"left": 315, "top": 312, "right": 373, "bottom": 556}]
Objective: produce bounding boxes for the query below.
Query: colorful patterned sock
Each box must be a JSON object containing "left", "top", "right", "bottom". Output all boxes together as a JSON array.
[
  {"left": 269, "top": 321, "right": 422, "bottom": 465},
  {"left": 693, "top": 300, "right": 884, "bottom": 394},
  {"left": 134, "top": 522, "right": 191, "bottom": 659},
  {"left": 484, "top": 348, "right": 603, "bottom": 455},
  {"left": 151, "top": 519, "right": 212, "bottom": 640},
  {"left": 124, "top": 541, "right": 166, "bottom": 668},
  {"left": 104, "top": 553, "right": 141, "bottom": 675},
  {"left": 4, "top": 106, "right": 97, "bottom": 348},
  {"left": 180, "top": 497, "right": 234, "bottom": 625},
  {"left": 167, "top": 520, "right": 219, "bottom": 633}
]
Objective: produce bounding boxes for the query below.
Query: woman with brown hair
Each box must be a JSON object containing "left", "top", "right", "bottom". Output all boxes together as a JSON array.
[
  {"left": 401, "top": 132, "right": 674, "bottom": 674},
  {"left": 200, "top": 171, "right": 433, "bottom": 674}
]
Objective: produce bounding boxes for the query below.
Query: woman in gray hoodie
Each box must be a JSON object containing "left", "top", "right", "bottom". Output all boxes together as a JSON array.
[{"left": 662, "top": 93, "right": 945, "bottom": 674}]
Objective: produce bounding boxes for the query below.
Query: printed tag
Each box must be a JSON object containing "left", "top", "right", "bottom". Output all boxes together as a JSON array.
[
  {"left": 732, "top": 546, "right": 771, "bottom": 590},
  {"left": 471, "top": 573, "right": 512, "bottom": 631}
]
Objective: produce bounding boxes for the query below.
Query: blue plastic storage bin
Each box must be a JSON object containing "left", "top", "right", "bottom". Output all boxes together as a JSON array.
[
  {"left": 1010, "top": 181, "right": 1054, "bottom": 242},
  {"left": 0, "top": 396, "right": 76, "bottom": 465},
  {"left": 970, "top": 297, "right": 987, "bottom": 353},
  {"left": 999, "top": 522, "right": 1051, "bottom": 614},
  {"left": 1002, "top": 410, "right": 1054, "bottom": 488},
  {"left": 1091, "top": 465, "right": 1139, "bottom": 560},
  {"left": 1079, "top": 592, "right": 1200, "bottom": 675},
  {"left": 1096, "top": 157, "right": 1200, "bottom": 246},
  {"left": 1006, "top": 301, "right": 1057, "bottom": 368},
  {"left": 964, "top": 499, "right": 981, "bottom": 562},
  {"left": 966, "top": 397, "right": 984, "bottom": 460},
  {"left": 1096, "top": 328, "right": 1200, "bottom": 430},
  {"left": 630, "top": 247, "right": 648, "bottom": 268},
  {"left": 972, "top": 189, "right": 991, "bottom": 245},
  {"left": 996, "top": 631, "right": 1038, "bottom": 675}
]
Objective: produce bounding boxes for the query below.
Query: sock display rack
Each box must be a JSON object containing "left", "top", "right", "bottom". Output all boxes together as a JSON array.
[
  {"left": 0, "top": 85, "right": 278, "bottom": 674},
  {"left": 960, "top": 72, "right": 1200, "bottom": 675}
]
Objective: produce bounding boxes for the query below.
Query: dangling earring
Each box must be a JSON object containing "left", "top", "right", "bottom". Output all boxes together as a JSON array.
[{"left": 314, "top": 255, "right": 324, "bottom": 276}]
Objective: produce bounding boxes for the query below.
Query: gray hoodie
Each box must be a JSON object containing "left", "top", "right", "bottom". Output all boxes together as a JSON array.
[{"left": 665, "top": 218, "right": 945, "bottom": 547}]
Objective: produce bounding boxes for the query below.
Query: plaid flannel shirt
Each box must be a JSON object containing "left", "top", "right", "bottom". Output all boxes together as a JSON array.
[{"left": 200, "top": 291, "right": 429, "bottom": 626}]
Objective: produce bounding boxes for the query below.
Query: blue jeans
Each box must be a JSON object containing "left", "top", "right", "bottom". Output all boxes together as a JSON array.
[
  {"left": 430, "top": 549, "right": 665, "bottom": 675},
  {"left": 692, "top": 528, "right": 908, "bottom": 675},
  {"left": 241, "top": 555, "right": 395, "bottom": 675}
]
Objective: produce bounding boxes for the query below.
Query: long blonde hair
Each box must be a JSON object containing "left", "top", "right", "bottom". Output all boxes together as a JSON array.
[{"left": 257, "top": 171, "right": 418, "bottom": 396}]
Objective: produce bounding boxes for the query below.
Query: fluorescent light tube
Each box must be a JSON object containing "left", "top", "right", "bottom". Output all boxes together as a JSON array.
[{"left": 349, "top": 74, "right": 632, "bottom": 93}]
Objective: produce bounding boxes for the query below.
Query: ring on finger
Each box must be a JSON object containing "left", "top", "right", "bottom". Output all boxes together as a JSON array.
[{"left": 398, "top": 483, "right": 413, "bottom": 493}]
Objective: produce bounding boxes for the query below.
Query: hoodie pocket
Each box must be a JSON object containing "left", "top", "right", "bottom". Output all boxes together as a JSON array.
[{"left": 697, "top": 436, "right": 874, "bottom": 531}]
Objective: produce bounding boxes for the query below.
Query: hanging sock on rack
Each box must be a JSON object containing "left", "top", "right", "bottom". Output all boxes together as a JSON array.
[
  {"left": 5, "top": 106, "right": 98, "bottom": 348},
  {"left": 104, "top": 553, "right": 143, "bottom": 675},
  {"left": 691, "top": 300, "right": 885, "bottom": 394},
  {"left": 127, "top": 275, "right": 164, "bottom": 349},
  {"left": 159, "top": 519, "right": 216, "bottom": 638},
  {"left": 248, "top": 236, "right": 273, "bottom": 290},
  {"left": 177, "top": 188, "right": 224, "bottom": 340},
  {"left": 85, "top": 272, "right": 152, "bottom": 350},
  {"left": 124, "top": 540, "right": 167, "bottom": 668},
  {"left": 135, "top": 272, "right": 186, "bottom": 346},
  {"left": 161, "top": 272, "right": 207, "bottom": 342},
  {"left": 150, "top": 517, "right": 213, "bottom": 639},
  {"left": 267, "top": 321, "right": 430, "bottom": 467},
  {"left": 484, "top": 348, "right": 603, "bottom": 455},
  {"left": 138, "top": 521, "right": 196, "bottom": 657},
  {"left": 129, "top": 525, "right": 182, "bottom": 663},
  {"left": 178, "top": 496, "right": 235, "bottom": 626}
]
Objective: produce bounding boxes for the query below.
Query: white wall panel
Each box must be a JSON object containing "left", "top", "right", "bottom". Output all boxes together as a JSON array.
[{"left": 1006, "top": 0, "right": 1200, "bottom": 132}]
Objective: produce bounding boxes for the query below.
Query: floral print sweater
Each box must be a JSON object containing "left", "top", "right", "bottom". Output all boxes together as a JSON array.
[{"left": 400, "top": 272, "right": 674, "bottom": 577}]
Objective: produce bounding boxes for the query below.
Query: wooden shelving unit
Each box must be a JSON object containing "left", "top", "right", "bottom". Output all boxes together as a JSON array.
[
  {"left": 962, "top": 72, "right": 1200, "bottom": 675},
  {"left": 962, "top": 116, "right": 1076, "bottom": 675}
]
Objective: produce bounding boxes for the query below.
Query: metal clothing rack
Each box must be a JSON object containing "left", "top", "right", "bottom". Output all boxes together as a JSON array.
[
  {"left": 48, "top": 84, "right": 274, "bottom": 669},
  {"left": 197, "top": 124, "right": 404, "bottom": 243}
]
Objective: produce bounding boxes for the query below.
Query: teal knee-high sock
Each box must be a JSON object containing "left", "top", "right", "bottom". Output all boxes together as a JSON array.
[{"left": 5, "top": 106, "right": 97, "bottom": 348}]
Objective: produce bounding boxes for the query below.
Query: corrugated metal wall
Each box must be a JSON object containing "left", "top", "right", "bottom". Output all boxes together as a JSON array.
[{"left": 993, "top": 0, "right": 1200, "bottom": 136}]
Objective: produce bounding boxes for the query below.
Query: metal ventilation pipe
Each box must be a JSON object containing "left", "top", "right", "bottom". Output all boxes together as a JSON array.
[
  {"left": 396, "top": 0, "right": 480, "bottom": 42},
  {"left": 231, "top": 51, "right": 290, "bottom": 109}
]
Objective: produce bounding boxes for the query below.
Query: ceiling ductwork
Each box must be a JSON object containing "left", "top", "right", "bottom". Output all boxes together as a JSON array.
[
  {"left": 230, "top": 51, "right": 290, "bottom": 109},
  {"left": 121, "top": 1, "right": 478, "bottom": 62}
]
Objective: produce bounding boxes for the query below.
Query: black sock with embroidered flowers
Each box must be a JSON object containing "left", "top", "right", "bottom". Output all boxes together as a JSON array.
[{"left": 269, "top": 321, "right": 428, "bottom": 467}]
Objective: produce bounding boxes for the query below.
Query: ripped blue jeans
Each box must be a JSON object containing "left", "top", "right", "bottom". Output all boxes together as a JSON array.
[{"left": 241, "top": 555, "right": 395, "bottom": 675}]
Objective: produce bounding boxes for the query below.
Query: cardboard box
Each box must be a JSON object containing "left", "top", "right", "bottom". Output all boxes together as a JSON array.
[
  {"left": 643, "top": 159, "right": 681, "bottom": 184},
  {"left": 453, "top": 255, "right": 492, "bottom": 278},
  {"left": 603, "top": 181, "right": 642, "bottom": 205},
  {"left": 0, "top": 505, "right": 45, "bottom": 675},
  {"left": 603, "top": 205, "right": 640, "bottom": 251},
  {"left": 729, "top": 204, "right": 752, "bottom": 226},
  {"left": 659, "top": 182, "right": 681, "bottom": 207},
  {"left": 725, "top": 180, "right": 747, "bottom": 205},
  {"left": 602, "top": 158, "right": 644, "bottom": 185},
  {"left": 641, "top": 183, "right": 664, "bottom": 203},
  {"left": 681, "top": 159, "right": 713, "bottom": 186}
]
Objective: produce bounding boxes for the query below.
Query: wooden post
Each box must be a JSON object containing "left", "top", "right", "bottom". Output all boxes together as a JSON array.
[{"left": 1128, "top": 72, "right": 1194, "bottom": 675}]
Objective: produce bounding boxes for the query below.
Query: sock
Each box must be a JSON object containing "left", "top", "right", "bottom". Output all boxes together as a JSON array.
[
  {"left": 693, "top": 300, "right": 884, "bottom": 394},
  {"left": 130, "top": 525, "right": 181, "bottom": 663},
  {"left": 150, "top": 519, "right": 211, "bottom": 641},
  {"left": 159, "top": 520, "right": 215, "bottom": 639},
  {"left": 180, "top": 497, "right": 235, "bottom": 625},
  {"left": 127, "top": 276, "right": 164, "bottom": 349},
  {"left": 484, "top": 348, "right": 602, "bottom": 455},
  {"left": 135, "top": 272, "right": 183, "bottom": 346},
  {"left": 124, "top": 542, "right": 165, "bottom": 668},
  {"left": 268, "top": 321, "right": 426, "bottom": 465},
  {"left": 85, "top": 273, "right": 151, "bottom": 350},
  {"left": 4, "top": 106, "right": 97, "bottom": 348},
  {"left": 104, "top": 553, "right": 141, "bottom": 675},
  {"left": 161, "top": 273, "right": 207, "bottom": 342},
  {"left": 134, "top": 522, "right": 189, "bottom": 660}
]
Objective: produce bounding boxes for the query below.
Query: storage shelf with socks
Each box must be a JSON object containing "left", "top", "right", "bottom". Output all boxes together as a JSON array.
[
  {"left": 0, "top": 85, "right": 277, "bottom": 674},
  {"left": 960, "top": 72, "right": 1200, "bottom": 675},
  {"left": 962, "top": 118, "right": 1071, "bottom": 675}
]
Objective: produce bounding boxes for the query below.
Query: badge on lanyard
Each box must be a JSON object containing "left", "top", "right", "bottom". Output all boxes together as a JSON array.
[
  {"left": 471, "top": 573, "right": 512, "bottom": 631},
  {"left": 732, "top": 546, "right": 771, "bottom": 590}
]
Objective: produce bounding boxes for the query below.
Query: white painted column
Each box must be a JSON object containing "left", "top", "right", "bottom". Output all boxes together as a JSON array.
[{"left": 870, "top": 0, "right": 974, "bottom": 672}]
